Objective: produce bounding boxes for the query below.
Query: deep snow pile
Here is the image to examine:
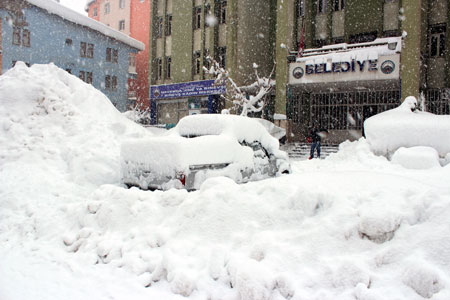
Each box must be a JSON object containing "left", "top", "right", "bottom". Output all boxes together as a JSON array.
[
  {"left": 364, "top": 96, "right": 450, "bottom": 157},
  {"left": 1, "top": 64, "right": 450, "bottom": 300}
]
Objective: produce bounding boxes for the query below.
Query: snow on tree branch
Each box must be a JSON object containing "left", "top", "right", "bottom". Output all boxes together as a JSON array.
[{"left": 204, "top": 56, "right": 275, "bottom": 117}]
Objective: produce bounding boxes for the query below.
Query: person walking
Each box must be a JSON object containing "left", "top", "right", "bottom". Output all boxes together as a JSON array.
[{"left": 308, "top": 127, "right": 328, "bottom": 159}]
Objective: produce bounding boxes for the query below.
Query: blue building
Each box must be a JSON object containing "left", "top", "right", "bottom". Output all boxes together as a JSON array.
[{"left": 0, "top": 0, "right": 144, "bottom": 111}]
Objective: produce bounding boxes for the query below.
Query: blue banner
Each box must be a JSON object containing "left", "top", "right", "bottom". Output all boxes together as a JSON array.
[{"left": 150, "top": 80, "right": 226, "bottom": 100}]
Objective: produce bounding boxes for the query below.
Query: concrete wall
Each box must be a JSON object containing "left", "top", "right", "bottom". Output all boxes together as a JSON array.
[{"left": 0, "top": 4, "right": 138, "bottom": 111}]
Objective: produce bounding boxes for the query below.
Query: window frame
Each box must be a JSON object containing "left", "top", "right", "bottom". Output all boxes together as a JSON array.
[
  {"left": 79, "top": 71, "right": 86, "bottom": 82},
  {"left": 193, "top": 51, "right": 201, "bottom": 75},
  {"left": 156, "top": 17, "right": 163, "bottom": 38},
  {"left": 105, "top": 75, "right": 111, "bottom": 89},
  {"left": 219, "top": 0, "right": 227, "bottom": 24},
  {"left": 333, "top": 0, "right": 345, "bottom": 11},
  {"left": 119, "top": 20, "right": 125, "bottom": 31},
  {"left": 80, "top": 42, "right": 87, "bottom": 57},
  {"left": 93, "top": 7, "right": 98, "bottom": 16},
  {"left": 113, "top": 49, "right": 119, "bottom": 63},
  {"left": 112, "top": 76, "right": 118, "bottom": 91},
  {"left": 104, "top": 2, "right": 110, "bottom": 14},
  {"left": 13, "top": 27, "right": 21, "bottom": 45},
  {"left": 86, "top": 72, "right": 93, "bottom": 84},
  {"left": 194, "top": 7, "right": 202, "bottom": 30},
  {"left": 22, "top": 29, "right": 31, "bottom": 47},
  {"left": 87, "top": 43, "right": 94, "bottom": 58},
  {"left": 165, "top": 14, "right": 172, "bottom": 36},
  {"left": 156, "top": 58, "right": 163, "bottom": 80},
  {"left": 317, "top": 0, "right": 327, "bottom": 14},
  {"left": 429, "top": 24, "right": 446, "bottom": 58},
  {"left": 106, "top": 48, "right": 112, "bottom": 62},
  {"left": 165, "top": 56, "right": 172, "bottom": 79}
]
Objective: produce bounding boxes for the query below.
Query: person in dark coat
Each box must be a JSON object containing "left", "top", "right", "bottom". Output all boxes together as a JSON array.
[{"left": 309, "top": 128, "right": 328, "bottom": 159}]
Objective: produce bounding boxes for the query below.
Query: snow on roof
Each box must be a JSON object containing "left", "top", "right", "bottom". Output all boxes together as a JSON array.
[
  {"left": 26, "top": 0, "right": 145, "bottom": 51},
  {"left": 296, "top": 37, "right": 402, "bottom": 63},
  {"left": 85, "top": 0, "right": 96, "bottom": 11}
]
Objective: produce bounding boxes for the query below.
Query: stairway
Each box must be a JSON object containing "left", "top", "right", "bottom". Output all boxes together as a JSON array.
[{"left": 283, "top": 143, "right": 339, "bottom": 160}]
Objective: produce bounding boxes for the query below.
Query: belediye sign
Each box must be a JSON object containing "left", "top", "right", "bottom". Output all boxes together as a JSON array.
[{"left": 289, "top": 54, "right": 400, "bottom": 84}]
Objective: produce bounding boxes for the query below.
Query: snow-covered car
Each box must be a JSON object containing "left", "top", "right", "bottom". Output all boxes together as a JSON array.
[{"left": 121, "top": 114, "right": 291, "bottom": 190}]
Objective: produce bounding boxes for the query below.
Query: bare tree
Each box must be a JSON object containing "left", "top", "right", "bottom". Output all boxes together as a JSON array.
[{"left": 204, "top": 56, "right": 275, "bottom": 117}]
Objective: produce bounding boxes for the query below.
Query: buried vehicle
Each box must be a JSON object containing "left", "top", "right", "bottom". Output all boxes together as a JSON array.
[{"left": 121, "top": 114, "right": 291, "bottom": 190}]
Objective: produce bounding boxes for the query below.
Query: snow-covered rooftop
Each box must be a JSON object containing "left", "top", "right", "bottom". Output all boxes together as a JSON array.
[
  {"left": 295, "top": 37, "right": 402, "bottom": 63},
  {"left": 26, "top": 0, "right": 145, "bottom": 51}
]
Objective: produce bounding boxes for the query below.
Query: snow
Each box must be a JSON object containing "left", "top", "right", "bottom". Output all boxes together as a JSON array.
[
  {"left": 364, "top": 96, "right": 450, "bottom": 157},
  {"left": 2, "top": 63, "right": 450, "bottom": 300},
  {"left": 26, "top": 0, "right": 145, "bottom": 50},
  {"left": 121, "top": 114, "right": 289, "bottom": 190},
  {"left": 297, "top": 37, "right": 401, "bottom": 63},
  {"left": 391, "top": 146, "right": 441, "bottom": 169}
]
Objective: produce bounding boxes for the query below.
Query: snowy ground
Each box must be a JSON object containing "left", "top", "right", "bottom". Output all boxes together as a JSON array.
[{"left": 1, "top": 63, "right": 450, "bottom": 300}]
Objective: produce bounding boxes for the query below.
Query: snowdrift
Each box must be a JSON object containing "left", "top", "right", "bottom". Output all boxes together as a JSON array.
[
  {"left": 0, "top": 62, "right": 150, "bottom": 186},
  {"left": 1, "top": 64, "right": 450, "bottom": 300},
  {"left": 364, "top": 96, "right": 450, "bottom": 157}
]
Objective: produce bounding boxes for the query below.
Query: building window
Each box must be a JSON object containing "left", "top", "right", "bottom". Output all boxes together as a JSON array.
[
  {"left": 13, "top": 28, "right": 21, "bottom": 45},
  {"left": 165, "top": 56, "right": 172, "bottom": 79},
  {"left": 105, "top": 75, "right": 111, "bottom": 89},
  {"left": 93, "top": 7, "right": 98, "bottom": 16},
  {"left": 156, "top": 58, "right": 162, "bottom": 80},
  {"left": 129, "top": 53, "right": 136, "bottom": 68},
  {"left": 65, "top": 38, "right": 73, "bottom": 46},
  {"left": 112, "top": 76, "right": 118, "bottom": 90},
  {"left": 218, "top": 0, "right": 227, "bottom": 24},
  {"left": 79, "top": 71, "right": 86, "bottom": 82},
  {"left": 119, "top": 20, "right": 125, "bottom": 31},
  {"left": 317, "top": 0, "right": 327, "bottom": 14},
  {"left": 165, "top": 15, "right": 172, "bottom": 36},
  {"left": 194, "top": 51, "right": 201, "bottom": 75},
  {"left": 86, "top": 72, "right": 93, "bottom": 84},
  {"left": 106, "top": 48, "right": 112, "bottom": 62},
  {"left": 80, "top": 42, "right": 87, "bottom": 57},
  {"left": 105, "top": 3, "right": 110, "bottom": 14},
  {"left": 113, "top": 49, "right": 118, "bottom": 63},
  {"left": 217, "top": 47, "right": 226, "bottom": 68},
  {"left": 156, "top": 17, "right": 163, "bottom": 38},
  {"left": 22, "top": 29, "right": 30, "bottom": 47},
  {"left": 429, "top": 24, "right": 446, "bottom": 58},
  {"left": 296, "top": 0, "right": 305, "bottom": 18},
  {"left": 119, "top": 0, "right": 126, "bottom": 9},
  {"left": 87, "top": 43, "right": 94, "bottom": 58},
  {"left": 81, "top": 42, "right": 94, "bottom": 58},
  {"left": 334, "top": 0, "right": 345, "bottom": 11},
  {"left": 194, "top": 7, "right": 202, "bottom": 30},
  {"left": 106, "top": 48, "right": 118, "bottom": 63}
]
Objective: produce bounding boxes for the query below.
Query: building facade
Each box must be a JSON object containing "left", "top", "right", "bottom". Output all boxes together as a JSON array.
[
  {"left": 86, "top": 0, "right": 151, "bottom": 111},
  {"left": 148, "top": 0, "right": 277, "bottom": 125},
  {"left": 0, "top": 0, "right": 144, "bottom": 111},
  {"left": 274, "top": 0, "right": 450, "bottom": 143}
]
